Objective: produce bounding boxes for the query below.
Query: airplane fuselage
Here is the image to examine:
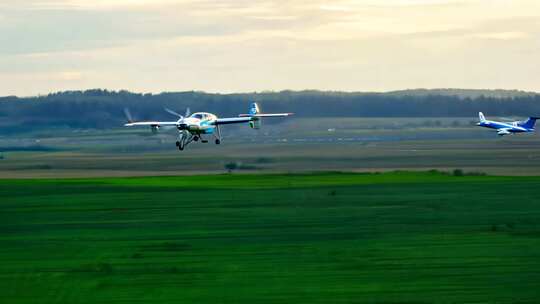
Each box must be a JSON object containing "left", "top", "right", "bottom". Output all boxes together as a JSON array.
[
  {"left": 477, "top": 120, "right": 532, "bottom": 133},
  {"left": 178, "top": 112, "right": 219, "bottom": 135}
]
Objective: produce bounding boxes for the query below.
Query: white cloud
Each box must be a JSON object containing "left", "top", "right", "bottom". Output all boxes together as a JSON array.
[
  {"left": 468, "top": 31, "right": 530, "bottom": 40},
  {"left": 1, "top": 0, "right": 540, "bottom": 95},
  {"left": 57, "top": 71, "right": 84, "bottom": 81},
  {"left": 1, "top": 0, "right": 185, "bottom": 10}
]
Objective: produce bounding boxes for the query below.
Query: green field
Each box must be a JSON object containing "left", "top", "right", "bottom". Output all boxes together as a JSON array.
[{"left": 2, "top": 172, "right": 540, "bottom": 303}]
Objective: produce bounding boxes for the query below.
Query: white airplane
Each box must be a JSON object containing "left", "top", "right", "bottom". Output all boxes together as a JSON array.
[{"left": 125, "top": 103, "right": 293, "bottom": 150}]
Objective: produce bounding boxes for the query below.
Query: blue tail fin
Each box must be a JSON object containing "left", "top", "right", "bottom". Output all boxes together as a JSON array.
[{"left": 519, "top": 117, "right": 538, "bottom": 129}]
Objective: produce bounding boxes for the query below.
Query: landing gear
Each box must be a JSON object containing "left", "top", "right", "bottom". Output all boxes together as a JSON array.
[
  {"left": 176, "top": 140, "right": 184, "bottom": 150},
  {"left": 176, "top": 130, "right": 192, "bottom": 151},
  {"left": 175, "top": 127, "right": 222, "bottom": 151},
  {"left": 214, "top": 125, "right": 222, "bottom": 145}
]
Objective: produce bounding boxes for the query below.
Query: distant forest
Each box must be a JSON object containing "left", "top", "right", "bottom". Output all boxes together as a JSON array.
[{"left": 1, "top": 89, "right": 539, "bottom": 130}]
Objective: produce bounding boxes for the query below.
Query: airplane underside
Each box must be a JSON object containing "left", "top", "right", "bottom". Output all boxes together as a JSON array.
[
  {"left": 495, "top": 129, "right": 528, "bottom": 136},
  {"left": 175, "top": 126, "right": 222, "bottom": 151}
]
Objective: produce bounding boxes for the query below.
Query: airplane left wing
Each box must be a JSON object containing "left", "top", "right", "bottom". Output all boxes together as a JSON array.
[{"left": 497, "top": 128, "right": 511, "bottom": 136}]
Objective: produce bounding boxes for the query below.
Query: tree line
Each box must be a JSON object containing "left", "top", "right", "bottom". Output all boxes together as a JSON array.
[{"left": 0, "top": 89, "right": 539, "bottom": 131}]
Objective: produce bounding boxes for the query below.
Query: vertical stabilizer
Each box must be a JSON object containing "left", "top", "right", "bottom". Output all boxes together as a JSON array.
[
  {"left": 519, "top": 117, "right": 538, "bottom": 129},
  {"left": 249, "top": 103, "right": 260, "bottom": 116},
  {"left": 249, "top": 103, "right": 261, "bottom": 129},
  {"left": 479, "top": 112, "right": 486, "bottom": 123}
]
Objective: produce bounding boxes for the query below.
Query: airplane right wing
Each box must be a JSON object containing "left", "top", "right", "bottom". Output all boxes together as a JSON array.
[
  {"left": 238, "top": 113, "right": 293, "bottom": 118},
  {"left": 214, "top": 113, "right": 293, "bottom": 125},
  {"left": 213, "top": 117, "right": 254, "bottom": 125}
]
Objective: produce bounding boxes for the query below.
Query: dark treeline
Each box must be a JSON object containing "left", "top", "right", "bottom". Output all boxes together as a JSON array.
[{"left": 1, "top": 89, "right": 539, "bottom": 130}]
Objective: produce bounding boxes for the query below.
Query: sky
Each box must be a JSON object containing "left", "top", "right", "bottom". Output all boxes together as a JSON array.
[{"left": 1, "top": 0, "right": 540, "bottom": 96}]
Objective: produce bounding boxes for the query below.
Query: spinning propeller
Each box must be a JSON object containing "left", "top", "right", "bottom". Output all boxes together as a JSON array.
[
  {"left": 165, "top": 107, "right": 191, "bottom": 129},
  {"left": 165, "top": 107, "right": 190, "bottom": 120},
  {"left": 123, "top": 108, "right": 135, "bottom": 123}
]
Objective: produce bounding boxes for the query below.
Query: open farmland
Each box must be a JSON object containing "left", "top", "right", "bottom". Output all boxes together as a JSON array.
[
  {"left": 1, "top": 117, "right": 540, "bottom": 177},
  {"left": 1, "top": 172, "right": 540, "bottom": 303}
]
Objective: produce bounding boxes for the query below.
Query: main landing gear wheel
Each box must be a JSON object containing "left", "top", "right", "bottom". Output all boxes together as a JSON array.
[
  {"left": 215, "top": 139, "right": 221, "bottom": 145},
  {"left": 193, "top": 136, "right": 199, "bottom": 142},
  {"left": 176, "top": 140, "right": 184, "bottom": 150}
]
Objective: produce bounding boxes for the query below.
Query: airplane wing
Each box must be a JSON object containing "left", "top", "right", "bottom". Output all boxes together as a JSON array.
[
  {"left": 213, "top": 117, "right": 253, "bottom": 125},
  {"left": 125, "top": 121, "right": 178, "bottom": 127},
  {"left": 214, "top": 113, "right": 293, "bottom": 125},
  {"left": 238, "top": 113, "right": 293, "bottom": 118},
  {"left": 497, "top": 128, "right": 511, "bottom": 136}
]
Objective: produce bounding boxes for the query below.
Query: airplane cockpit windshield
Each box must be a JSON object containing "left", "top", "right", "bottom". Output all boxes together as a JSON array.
[{"left": 192, "top": 113, "right": 204, "bottom": 119}]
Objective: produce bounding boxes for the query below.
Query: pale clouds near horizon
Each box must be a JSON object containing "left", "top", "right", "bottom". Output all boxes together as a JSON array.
[{"left": 1, "top": 0, "right": 539, "bottom": 96}]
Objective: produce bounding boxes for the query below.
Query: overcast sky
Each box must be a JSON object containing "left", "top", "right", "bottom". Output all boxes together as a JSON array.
[{"left": 1, "top": 0, "right": 540, "bottom": 96}]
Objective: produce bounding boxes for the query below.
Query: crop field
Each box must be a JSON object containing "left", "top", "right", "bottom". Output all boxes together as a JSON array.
[{"left": 2, "top": 172, "right": 540, "bottom": 303}]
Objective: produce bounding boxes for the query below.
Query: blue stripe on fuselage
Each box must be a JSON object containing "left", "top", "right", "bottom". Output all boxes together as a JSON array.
[
  {"left": 200, "top": 120, "right": 215, "bottom": 134},
  {"left": 479, "top": 121, "right": 530, "bottom": 133}
]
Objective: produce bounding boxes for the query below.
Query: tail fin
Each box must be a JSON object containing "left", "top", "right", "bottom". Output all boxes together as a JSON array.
[
  {"left": 249, "top": 103, "right": 260, "bottom": 116},
  {"left": 238, "top": 102, "right": 292, "bottom": 130},
  {"left": 249, "top": 103, "right": 261, "bottom": 129},
  {"left": 519, "top": 117, "right": 538, "bottom": 129},
  {"left": 479, "top": 112, "right": 486, "bottom": 123}
]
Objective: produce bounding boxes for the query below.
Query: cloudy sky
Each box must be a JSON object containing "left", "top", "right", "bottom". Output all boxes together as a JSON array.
[{"left": 1, "top": 0, "right": 540, "bottom": 96}]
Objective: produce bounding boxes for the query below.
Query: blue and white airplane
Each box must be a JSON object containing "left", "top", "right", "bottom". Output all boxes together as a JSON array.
[
  {"left": 125, "top": 103, "right": 293, "bottom": 150},
  {"left": 477, "top": 112, "right": 538, "bottom": 136}
]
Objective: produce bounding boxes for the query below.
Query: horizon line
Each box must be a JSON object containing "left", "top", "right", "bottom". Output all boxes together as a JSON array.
[{"left": 2, "top": 87, "right": 539, "bottom": 99}]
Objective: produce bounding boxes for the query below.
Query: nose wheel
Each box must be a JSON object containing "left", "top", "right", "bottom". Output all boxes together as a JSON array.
[
  {"left": 176, "top": 140, "right": 184, "bottom": 150},
  {"left": 176, "top": 131, "right": 191, "bottom": 151}
]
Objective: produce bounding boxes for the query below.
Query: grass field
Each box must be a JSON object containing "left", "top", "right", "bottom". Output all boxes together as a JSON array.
[{"left": 2, "top": 172, "right": 540, "bottom": 303}]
